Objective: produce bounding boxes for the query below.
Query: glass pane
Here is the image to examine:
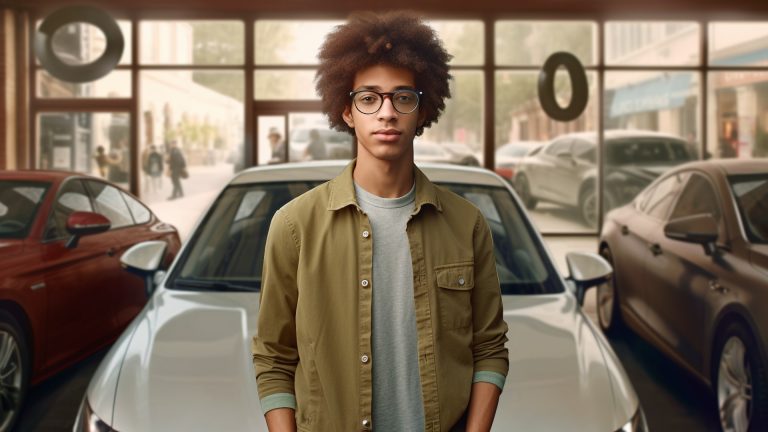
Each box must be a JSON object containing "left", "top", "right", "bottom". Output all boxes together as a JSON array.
[
  {"left": 122, "top": 190, "right": 151, "bottom": 224},
  {"left": 669, "top": 174, "right": 721, "bottom": 221},
  {"left": 495, "top": 71, "right": 598, "bottom": 232},
  {"left": 0, "top": 181, "right": 49, "bottom": 239},
  {"left": 257, "top": 115, "right": 286, "bottom": 166},
  {"left": 140, "top": 70, "right": 244, "bottom": 206},
  {"left": 37, "top": 112, "right": 131, "bottom": 188},
  {"left": 37, "top": 20, "right": 132, "bottom": 65},
  {"left": 37, "top": 70, "right": 131, "bottom": 98},
  {"left": 495, "top": 21, "right": 596, "bottom": 66},
  {"left": 139, "top": 21, "right": 244, "bottom": 65},
  {"left": 427, "top": 20, "right": 483, "bottom": 66},
  {"left": 708, "top": 71, "right": 768, "bottom": 159},
  {"left": 44, "top": 180, "right": 92, "bottom": 240},
  {"left": 255, "top": 20, "right": 342, "bottom": 65},
  {"left": 286, "top": 113, "right": 354, "bottom": 162},
  {"left": 254, "top": 70, "right": 319, "bottom": 100},
  {"left": 418, "top": 71, "right": 484, "bottom": 166},
  {"left": 605, "top": 71, "right": 699, "bottom": 220},
  {"left": 710, "top": 22, "right": 768, "bottom": 66},
  {"left": 86, "top": 181, "right": 134, "bottom": 229},
  {"left": 606, "top": 22, "right": 699, "bottom": 66}
]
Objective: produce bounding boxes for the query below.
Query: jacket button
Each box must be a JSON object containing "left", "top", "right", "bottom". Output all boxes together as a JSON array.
[
  {"left": 361, "top": 354, "right": 369, "bottom": 363},
  {"left": 458, "top": 277, "right": 465, "bottom": 286},
  {"left": 361, "top": 279, "right": 369, "bottom": 288},
  {"left": 362, "top": 230, "right": 370, "bottom": 238},
  {"left": 362, "top": 419, "right": 371, "bottom": 429}
]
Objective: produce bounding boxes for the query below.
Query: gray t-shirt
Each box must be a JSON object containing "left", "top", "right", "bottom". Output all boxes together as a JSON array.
[{"left": 354, "top": 182, "right": 425, "bottom": 431}]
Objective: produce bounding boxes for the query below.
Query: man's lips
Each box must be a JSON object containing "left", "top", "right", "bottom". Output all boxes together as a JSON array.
[
  {"left": 373, "top": 129, "right": 402, "bottom": 136},
  {"left": 373, "top": 129, "right": 402, "bottom": 142}
]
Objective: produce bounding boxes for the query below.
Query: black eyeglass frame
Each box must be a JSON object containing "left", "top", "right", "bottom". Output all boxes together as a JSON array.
[{"left": 348, "top": 89, "right": 423, "bottom": 115}]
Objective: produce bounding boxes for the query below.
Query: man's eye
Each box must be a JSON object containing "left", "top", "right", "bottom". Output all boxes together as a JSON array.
[{"left": 359, "top": 95, "right": 378, "bottom": 104}]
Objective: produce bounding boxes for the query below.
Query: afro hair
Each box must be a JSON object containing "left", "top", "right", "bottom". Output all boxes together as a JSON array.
[{"left": 315, "top": 11, "right": 452, "bottom": 137}]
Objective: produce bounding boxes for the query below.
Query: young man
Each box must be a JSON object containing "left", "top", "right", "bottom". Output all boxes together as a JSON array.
[{"left": 253, "top": 11, "right": 509, "bottom": 432}]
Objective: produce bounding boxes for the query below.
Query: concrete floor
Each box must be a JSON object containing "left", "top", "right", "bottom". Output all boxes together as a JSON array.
[{"left": 15, "top": 235, "right": 722, "bottom": 431}]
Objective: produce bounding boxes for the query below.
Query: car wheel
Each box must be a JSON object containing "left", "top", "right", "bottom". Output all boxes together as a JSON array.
[
  {"left": 714, "top": 321, "right": 768, "bottom": 432},
  {"left": 597, "top": 247, "right": 623, "bottom": 335},
  {"left": 0, "top": 310, "right": 29, "bottom": 432},
  {"left": 516, "top": 174, "right": 537, "bottom": 209},
  {"left": 579, "top": 185, "right": 598, "bottom": 228}
]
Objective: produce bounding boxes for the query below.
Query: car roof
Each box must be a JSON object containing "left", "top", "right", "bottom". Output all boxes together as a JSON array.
[
  {"left": 230, "top": 160, "right": 506, "bottom": 187},
  {"left": 672, "top": 159, "right": 768, "bottom": 176},
  {"left": 0, "top": 169, "right": 85, "bottom": 183},
  {"left": 552, "top": 129, "right": 686, "bottom": 142}
]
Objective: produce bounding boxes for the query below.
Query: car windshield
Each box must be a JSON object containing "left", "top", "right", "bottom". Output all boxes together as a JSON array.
[
  {"left": 0, "top": 181, "right": 50, "bottom": 239},
  {"left": 606, "top": 138, "right": 693, "bottom": 166},
  {"left": 729, "top": 174, "right": 768, "bottom": 244},
  {"left": 498, "top": 146, "right": 530, "bottom": 157},
  {"left": 170, "top": 180, "right": 563, "bottom": 295}
]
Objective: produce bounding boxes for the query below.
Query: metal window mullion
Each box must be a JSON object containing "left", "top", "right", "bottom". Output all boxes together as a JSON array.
[
  {"left": 597, "top": 20, "right": 605, "bottom": 233},
  {"left": 245, "top": 18, "right": 255, "bottom": 167}
]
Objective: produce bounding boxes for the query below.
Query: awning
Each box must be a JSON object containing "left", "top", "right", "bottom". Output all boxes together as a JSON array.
[{"left": 608, "top": 74, "right": 693, "bottom": 118}]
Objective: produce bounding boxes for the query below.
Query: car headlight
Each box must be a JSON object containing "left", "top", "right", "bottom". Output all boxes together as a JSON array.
[
  {"left": 73, "top": 397, "right": 114, "bottom": 432},
  {"left": 617, "top": 407, "right": 649, "bottom": 432}
]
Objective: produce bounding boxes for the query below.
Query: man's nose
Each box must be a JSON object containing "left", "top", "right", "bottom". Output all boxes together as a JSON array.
[{"left": 377, "top": 95, "right": 398, "bottom": 121}]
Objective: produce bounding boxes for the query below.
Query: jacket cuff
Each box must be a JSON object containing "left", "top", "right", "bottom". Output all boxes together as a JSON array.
[
  {"left": 473, "top": 371, "right": 506, "bottom": 391},
  {"left": 260, "top": 393, "right": 297, "bottom": 415}
]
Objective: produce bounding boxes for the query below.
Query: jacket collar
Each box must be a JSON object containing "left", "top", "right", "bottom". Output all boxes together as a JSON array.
[{"left": 327, "top": 159, "right": 443, "bottom": 214}]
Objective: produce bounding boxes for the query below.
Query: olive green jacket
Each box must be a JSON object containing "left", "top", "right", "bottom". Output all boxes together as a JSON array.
[{"left": 252, "top": 160, "right": 509, "bottom": 431}]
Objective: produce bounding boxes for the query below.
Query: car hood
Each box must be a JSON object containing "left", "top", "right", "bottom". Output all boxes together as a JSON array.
[{"left": 94, "top": 290, "right": 637, "bottom": 432}]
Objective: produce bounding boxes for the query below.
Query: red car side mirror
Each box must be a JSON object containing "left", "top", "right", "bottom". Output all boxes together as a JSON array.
[{"left": 65, "top": 211, "right": 111, "bottom": 248}]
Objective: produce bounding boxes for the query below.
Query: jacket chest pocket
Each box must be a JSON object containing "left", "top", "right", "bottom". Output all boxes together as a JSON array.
[{"left": 435, "top": 263, "right": 474, "bottom": 330}]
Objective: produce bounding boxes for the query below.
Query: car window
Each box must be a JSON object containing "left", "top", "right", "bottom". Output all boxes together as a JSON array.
[
  {"left": 729, "top": 174, "right": 768, "bottom": 244},
  {"left": 0, "top": 181, "right": 50, "bottom": 239},
  {"left": 44, "top": 179, "right": 93, "bottom": 241},
  {"left": 607, "top": 139, "right": 693, "bottom": 166},
  {"left": 121, "top": 191, "right": 151, "bottom": 225},
  {"left": 544, "top": 139, "right": 572, "bottom": 156},
  {"left": 669, "top": 173, "right": 722, "bottom": 222},
  {"left": 85, "top": 181, "right": 134, "bottom": 229},
  {"left": 572, "top": 139, "right": 596, "bottom": 163},
  {"left": 170, "top": 180, "right": 563, "bottom": 296},
  {"left": 643, "top": 172, "right": 689, "bottom": 220}
]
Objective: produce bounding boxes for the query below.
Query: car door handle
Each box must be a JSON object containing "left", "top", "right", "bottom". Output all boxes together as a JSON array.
[
  {"left": 621, "top": 225, "right": 630, "bottom": 236},
  {"left": 107, "top": 247, "right": 116, "bottom": 257},
  {"left": 649, "top": 243, "right": 663, "bottom": 256}
]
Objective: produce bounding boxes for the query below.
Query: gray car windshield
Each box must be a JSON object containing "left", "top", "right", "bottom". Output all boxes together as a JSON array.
[
  {"left": 0, "top": 181, "right": 50, "bottom": 239},
  {"left": 729, "top": 174, "right": 768, "bottom": 244},
  {"left": 170, "top": 180, "right": 562, "bottom": 295},
  {"left": 607, "top": 139, "right": 692, "bottom": 165}
]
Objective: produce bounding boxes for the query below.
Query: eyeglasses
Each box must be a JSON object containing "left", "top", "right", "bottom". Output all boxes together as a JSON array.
[{"left": 349, "top": 89, "right": 423, "bottom": 115}]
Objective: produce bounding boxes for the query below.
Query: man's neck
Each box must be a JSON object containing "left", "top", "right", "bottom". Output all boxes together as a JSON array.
[{"left": 353, "top": 149, "right": 414, "bottom": 199}]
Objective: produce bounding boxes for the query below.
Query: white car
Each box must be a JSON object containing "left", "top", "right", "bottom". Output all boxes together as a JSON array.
[{"left": 74, "top": 161, "right": 647, "bottom": 432}]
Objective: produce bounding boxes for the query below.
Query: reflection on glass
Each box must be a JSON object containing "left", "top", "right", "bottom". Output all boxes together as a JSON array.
[
  {"left": 37, "top": 70, "right": 131, "bottom": 98},
  {"left": 495, "top": 21, "right": 596, "bottom": 66},
  {"left": 708, "top": 72, "right": 768, "bottom": 159},
  {"left": 139, "top": 21, "right": 244, "bottom": 65},
  {"left": 255, "top": 20, "right": 343, "bottom": 65},
  {"left": 38, "top": 20, "right": 132, "bottom": 65},
  {"left": 37, "top": 112, "right": 131, "bottom": 188},
  {"left": 606, "top": 22, "right": 699, "bottom": 66},
  {"left": 257, "top": 115, "right": 286, "bottom": 166},
  {"left": 286, "top": 113, "right": 354, "bottom": 162},
  {"left": 427, "top": 20, "right": 484, "bottom": 66},
  {"left": 140, "top": 70, "right": 244, "bottom": 205},
  {"left": 495, "top": 71, "right": 598, "bottom": 232},
  {"left": 419, "top": 71, "right": 484, "bottom": 166},
  {"left": 710, "top": 22, "right": 768, "bottom": 66},
  {"left": 254, "top": 70, "right": 319, "bottom": 100}
]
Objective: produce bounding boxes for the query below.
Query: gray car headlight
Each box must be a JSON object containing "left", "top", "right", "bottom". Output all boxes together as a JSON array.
[
  {"left": 616, "top": 407, "right": 649, "bottom": 432},
  {"left": 73, "top": 397, "right": 114, "bottom": 432}
]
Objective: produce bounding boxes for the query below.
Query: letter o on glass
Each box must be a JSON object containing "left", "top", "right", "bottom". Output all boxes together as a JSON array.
[
  {"left": 34, "top": 6, "right": 124, "bottom": 83},
  {"left": 537, "top": 52, "right": 589, "bottom": 122}
]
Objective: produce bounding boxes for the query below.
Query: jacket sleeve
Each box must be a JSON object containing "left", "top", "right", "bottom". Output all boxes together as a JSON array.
[
  {"left": 252, "top": 208, "right": 301, "bottom": 407},
  {"left": 471, "top": 210, "right": 510, "bottom": 384}
]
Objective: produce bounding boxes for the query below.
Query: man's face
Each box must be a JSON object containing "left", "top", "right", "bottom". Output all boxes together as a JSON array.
[{"left": 343, "top": 64, "right": 424, "bottom": 163}]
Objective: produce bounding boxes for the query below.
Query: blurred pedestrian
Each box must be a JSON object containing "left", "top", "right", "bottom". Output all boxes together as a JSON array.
[
  {"left": 167, "top": 141, "right": 187, "bottom": 200},
  {"left": 94, "top": 146, "right": 108, "bottom": 178},
  {"left": 268, "top": 128, "right": 286, "bottom": 164},
  {"left": 304, "top": 129, "right": 326, "bottom": 160}
]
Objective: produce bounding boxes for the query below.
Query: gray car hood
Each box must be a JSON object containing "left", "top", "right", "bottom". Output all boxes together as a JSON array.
[{"left": 91, "top": 289, "right": 637, "bottom": 431}]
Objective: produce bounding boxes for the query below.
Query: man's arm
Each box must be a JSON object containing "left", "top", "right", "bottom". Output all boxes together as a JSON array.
[
  {"left": 465, "top": 382, "right": 502, "bottom": 432},
  {"left": 265, "top": 408, "right": 297, "bottom": 432}
]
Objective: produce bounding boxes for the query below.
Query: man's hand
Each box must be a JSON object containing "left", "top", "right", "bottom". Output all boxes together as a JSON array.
[
  {"left": 265, "top": 408, "right": 297, "bottom": 432},
  {"left": 465, "top": 381, "right": 502, "bottom": 432}
]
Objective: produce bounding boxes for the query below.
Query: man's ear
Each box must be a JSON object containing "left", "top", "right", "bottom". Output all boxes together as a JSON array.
[{"left": 343, "top": 105, "right": 354, "bottom": 128}]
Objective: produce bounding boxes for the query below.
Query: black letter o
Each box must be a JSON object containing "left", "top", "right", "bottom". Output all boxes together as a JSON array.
[{"left": 537, "top": 52, "right": 589, "bottom": 122}]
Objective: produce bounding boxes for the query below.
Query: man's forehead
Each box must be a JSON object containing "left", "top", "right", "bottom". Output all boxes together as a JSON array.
[{"left": 352, "top": 64, "right": 416, "bottom": 89}]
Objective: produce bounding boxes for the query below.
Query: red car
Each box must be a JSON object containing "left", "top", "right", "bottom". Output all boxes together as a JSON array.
[{"left": 0, "top": 170, "right": 180, "bottom": 430}]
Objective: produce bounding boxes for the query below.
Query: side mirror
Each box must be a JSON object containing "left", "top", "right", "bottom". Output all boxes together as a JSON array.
[
  {"left": 664, "top": 213, "right": 718, "bottom": 255},
  {"left": 121, "top": 240, "right": 168, "bottom": 296},
  {"left": 566, "top": 252, "right": 613, "bottom": 306},
  {"left": 65, "top": 211, "right": 111, "bottom": 248}
]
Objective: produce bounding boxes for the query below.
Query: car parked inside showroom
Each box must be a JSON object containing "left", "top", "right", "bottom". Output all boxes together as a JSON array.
[
  {"left": 494, "top": 141, "right": 543, "bottom": 182},
  {"left": 75, "top": 161, "right": 647, "bottom": 432},
  {"left": 514, "top": 129, "right": 695, "bottom": 227},
  {"left": 598, "top": 159, "right": 768, "bottom": 432},
  {"left": 0, "top": 170, "right": 181, "bottom": 432}
]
